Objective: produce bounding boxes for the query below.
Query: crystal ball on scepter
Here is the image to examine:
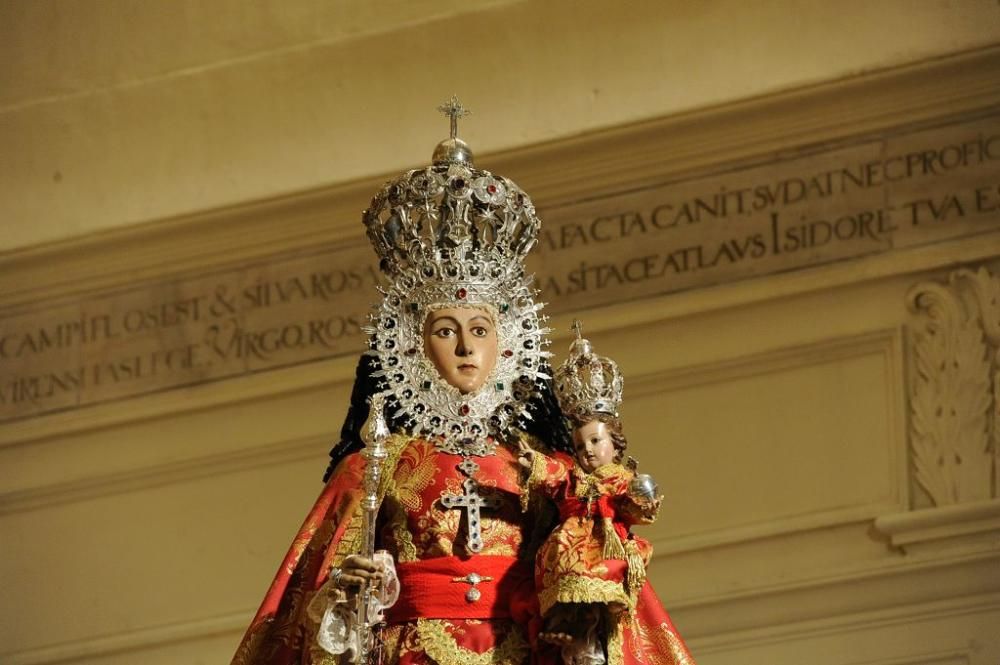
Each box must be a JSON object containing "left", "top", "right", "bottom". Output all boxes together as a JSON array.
[{"left": 628, "top": 473, "right": 660, "bottom": 504}]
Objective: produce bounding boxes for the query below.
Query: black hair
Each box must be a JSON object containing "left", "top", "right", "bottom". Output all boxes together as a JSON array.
[
  {"left": 321, "top": 354, "right": 574, "bottom": 482},
  {"left": 516, "top": 363, "right": 575, "bottom": 456},
  {"left": 322, "top": 352, "right": 389, "bottom": 482}
]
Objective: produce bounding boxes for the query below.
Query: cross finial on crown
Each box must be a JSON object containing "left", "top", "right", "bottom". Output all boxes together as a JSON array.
[
  {"left": 571, "top": 319, "right": 584, "bottom": 340},
  {"left": 437, "top": 96, "right": 471, "bottom": 139}
]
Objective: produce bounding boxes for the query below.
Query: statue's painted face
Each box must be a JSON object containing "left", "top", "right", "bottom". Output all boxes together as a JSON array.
[
  {"left": 573, "top": 419, "right": 616, "bottom": 472},
  {"left": 423, "top": 307, "right": 499, "bottom": 394}
]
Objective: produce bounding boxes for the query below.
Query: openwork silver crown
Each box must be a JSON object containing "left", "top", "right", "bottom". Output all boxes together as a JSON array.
[
  {"left": 554, "top": 321, "right": 624, "bottom": 420},
  {"left": 362, "top": 98, "right": 552, "bottom": 444},
  {"left": 363, "top": 131, "right": 540, "bottom": 279}
]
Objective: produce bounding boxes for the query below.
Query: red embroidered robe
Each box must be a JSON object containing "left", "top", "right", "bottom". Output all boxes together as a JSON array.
[
  {"left": 529, "top": 456, "right": 655, "bottom": 618},
  {"left": 231, "top": 434, "right": 696, "bottom": 665}
]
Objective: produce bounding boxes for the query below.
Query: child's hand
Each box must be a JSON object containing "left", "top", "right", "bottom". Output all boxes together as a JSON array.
[
  {"left": 642, "top": 494, "right": 664, "bottom": 518},
  {"left": 517, "top": 439, "right": 535, "bottom": 469}
]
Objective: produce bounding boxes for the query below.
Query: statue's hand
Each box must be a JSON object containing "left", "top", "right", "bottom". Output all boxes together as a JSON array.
[{"left": 333, "top": 554, "right": 385, "bottom": 600}]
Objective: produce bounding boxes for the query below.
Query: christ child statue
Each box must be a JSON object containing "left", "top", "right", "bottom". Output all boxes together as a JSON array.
[{"left": 519, "top": 322, "right": 662, "bottom": 664}]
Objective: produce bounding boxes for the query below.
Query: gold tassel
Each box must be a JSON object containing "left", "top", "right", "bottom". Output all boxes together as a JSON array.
[
  {"left": 624, "top": 539, "right": 647, "bottom": 600},
  {"left": 601, "top": 518, "right": 627, "bottom": 559},
  {"left": 520, "top": 446, "right": 546, "bottom": 513}
]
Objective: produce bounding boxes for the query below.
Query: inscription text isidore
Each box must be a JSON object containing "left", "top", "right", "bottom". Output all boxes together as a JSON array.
[{"left": 2, "top": 113, "right": 998, "bottom": 423}]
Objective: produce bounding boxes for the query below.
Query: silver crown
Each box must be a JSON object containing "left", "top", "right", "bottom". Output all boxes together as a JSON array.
[
  {"left": 363, "top": 98, "right": 540, "bottom": 281},
  {"left": 362, "top": 98, "right": 552, "bottom": 444},
  {"left": 554, "top": 320, "right": 624, "bottom": 420}
]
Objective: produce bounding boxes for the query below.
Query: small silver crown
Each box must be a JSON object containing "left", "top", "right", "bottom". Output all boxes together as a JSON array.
[{"left": 554, "top": 320, "right": 624, "bottom": 420}]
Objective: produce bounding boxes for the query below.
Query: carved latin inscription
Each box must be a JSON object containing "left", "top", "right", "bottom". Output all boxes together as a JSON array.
[
  {"left": 532, "top": 115, "right": 1000, "bottom": 311},
  {"left": 1, "top": 112, "right": 999, "bottom": 423},
  {"left": 0, "top": 249, "right": 383, "bottom": 423}
]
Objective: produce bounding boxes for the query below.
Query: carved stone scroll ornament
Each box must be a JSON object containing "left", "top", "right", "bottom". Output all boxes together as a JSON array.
[{"left": 906, "top": 266, "right": 1000, "bottom": 506}]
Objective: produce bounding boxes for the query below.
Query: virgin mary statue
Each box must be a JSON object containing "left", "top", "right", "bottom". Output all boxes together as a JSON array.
[{"left": 231, "top": 102, "right": 696, "bottom": 665}]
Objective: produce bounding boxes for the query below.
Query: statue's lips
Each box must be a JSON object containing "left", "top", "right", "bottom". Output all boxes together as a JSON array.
[{"left": 457, "top": 364, "right": 478, "bottom": 373}]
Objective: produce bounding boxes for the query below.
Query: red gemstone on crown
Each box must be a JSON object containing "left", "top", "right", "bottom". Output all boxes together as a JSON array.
[
  {"left": 503, "top": 349, "right": 514, "bottom": 357},
  {"left": 456, "top": 287, "right": 468, "bottom": 299},
  {"left": 487, "top": 184, "right": 497, "bottom": 194}
]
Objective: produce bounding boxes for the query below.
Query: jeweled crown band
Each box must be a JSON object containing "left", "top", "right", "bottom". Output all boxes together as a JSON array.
[{"left": 363, "top": 161, "right": 540, "bottom": 279}]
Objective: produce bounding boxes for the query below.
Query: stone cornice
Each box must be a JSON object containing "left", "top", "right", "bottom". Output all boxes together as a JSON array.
[{"left": 2, "top": 46, "right": 999, "bottom": 311}]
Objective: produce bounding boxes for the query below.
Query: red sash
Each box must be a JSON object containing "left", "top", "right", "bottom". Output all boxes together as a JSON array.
[
  {"left": 558, "top": 496, "right": 629, "bottom": 541},
  {"left": 386, "top": 555, "right": 536, "bottom": 623}
]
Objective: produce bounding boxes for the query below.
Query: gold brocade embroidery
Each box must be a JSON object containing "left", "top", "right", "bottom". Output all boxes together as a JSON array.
[
  {"left": 539, "top": 574, "right": 631, "bottom": 617},
  {"left": 522, "top": 496, "right": 558, "bottom": 562},
  {"left": 478, "top": 516, "right": 520, "bottom": 557},
  {"left": 415, "top": 504, "right": 461, "bottom": 556},
  {"left": 572, "top": 472, "right": 600, "bottom": 499},
  {"left": 416, "top": 505, "right": 521, "bottom": 557},
  {"left": 286, "top": 525, "right": 317, "bottom": 575},
  {"left": 332, "top": 435, "right": 411, "bottom": 567},
  {"left": 572, "top": 463, "right": 627, "bottom": 498},
  {"left": 497, "top": 448, "right": 525, "bottom": 489},
  {"left": 234, "top": 514, "right": 339, "bottom": 664},
  {"left": 389, "top": 505, "right": 419, "bottom": 562},
  {"left": 623, "top": 539, "right": 647, "bottom": 602},
  {"left": 415, "top": 619, "right": 528, "bottom": 665},
  {"left": 378, "top": 624, "right": 405, "bottom": 662},
  {"left": 421, "top": 476, "right": 520, "bottom": 558},
  {"left": 662, "top": 629, "right": 696, "bottom": 665},
  {"left": 231, "top": 616, "right": 273, "bottom": 665},
  {"left": 334, "top": 507, "right": 363, "bottom": 567},
  {"left": 521, "top": 444, "right": 550, "bottom": 512},
  {"left": 282, "top": 519, "right": 335, "bottom": 643},
  {"left": 313, "top": 625, "right": 405, "bottom": 665},
  {"left": 538, "top": 519, "right": 610, "bottom": 589},
  {"left": 630, "top": 618, "right": 697, "bottom": 665},
  {"left": 607, "top": 617, "right": 625, "bottom": 665},
  {"left": 393, "top": 440, "right": 439, "bottom": 511},
  {"left": 308, "top": 645, "right": 338, "bottom": 665},
  {"left": 383, "top": 440, "right": 440, "bottom": 563}
]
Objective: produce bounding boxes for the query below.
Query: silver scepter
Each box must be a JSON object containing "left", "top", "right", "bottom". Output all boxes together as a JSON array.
[{"left": 351, "top": 392, "right": 391, "bottom": 665}]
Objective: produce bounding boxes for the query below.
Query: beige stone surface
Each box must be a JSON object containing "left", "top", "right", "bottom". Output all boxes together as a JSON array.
[
  {"left": 4, "top": 111, "right": 997, "bottom": 424},
  {"left": 2, "top": 4, "right": 1000, "bottom": 665},
  {"left": 2, "top": 0, "right": 1000, "bottom": 251}
]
